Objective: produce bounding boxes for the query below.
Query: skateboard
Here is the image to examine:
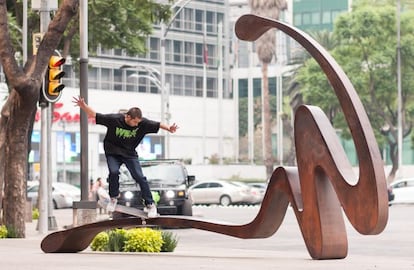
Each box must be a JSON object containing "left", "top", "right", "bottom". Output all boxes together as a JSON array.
[{"left": 98, "top": 199, "right": 149, "bottom": 223}]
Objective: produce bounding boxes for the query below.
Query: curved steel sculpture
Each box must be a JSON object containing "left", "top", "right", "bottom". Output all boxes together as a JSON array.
[{"left": 41, "top": 14, "right": 388, "bottom": 259}]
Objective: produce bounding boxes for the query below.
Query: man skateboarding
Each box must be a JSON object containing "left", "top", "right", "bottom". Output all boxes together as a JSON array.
[{"left": 73, "top": 96, "right": 178, "bottom": 218}]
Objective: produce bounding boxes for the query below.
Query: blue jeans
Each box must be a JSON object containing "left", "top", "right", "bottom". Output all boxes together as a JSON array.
[{"left": 106, "top": 154, "right": 154, "bottom": 205}]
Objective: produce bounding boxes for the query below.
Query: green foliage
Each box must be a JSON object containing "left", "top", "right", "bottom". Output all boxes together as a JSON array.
[
  {"left": 296, "top": 2, "right": 414, "bottom": 167},
  {"left": 160, "top": 231, "right": 178, "bottom": 252},
  {"left": 90, "top": 228, "right": 177, "bottom": 253},
  {"left": 90, "top": 232, "right": 109, "bottom": 251},
  {"left": 108, "top": 229, "right": 127, "bottom": 252},
  {"left": 124, "top": 228, "right": 163, "bottom": 252},
  {"left": 5, "top": 225, "right": 18, "bottom": 238},
  {"left": 0, "top": 225, "right": 7, "bottom": 238},
  {"left": 6, "top": 0, "right": 173, "bottom": 61},
  {"left": 32, "top": 208, "right": 39, "bottom": 220}
]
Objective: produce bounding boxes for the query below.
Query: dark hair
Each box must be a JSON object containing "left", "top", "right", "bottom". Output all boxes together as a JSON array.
[{"left": 126, "top": 107, "right": 142, "bottom": 119}]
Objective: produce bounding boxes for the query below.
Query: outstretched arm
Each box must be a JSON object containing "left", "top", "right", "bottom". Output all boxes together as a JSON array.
[
  {"left": 160, "top": 123, "right": 179, "bottom": 133},
  {"left": 72, "top": 96, "right": 96, "bottom": 118}
]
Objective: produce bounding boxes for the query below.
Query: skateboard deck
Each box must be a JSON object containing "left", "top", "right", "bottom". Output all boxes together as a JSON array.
[{"left": 98, "top": 199, "right": 148, "bottom": 219}]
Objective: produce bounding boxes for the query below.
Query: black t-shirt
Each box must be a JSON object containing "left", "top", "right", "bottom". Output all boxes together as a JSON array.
[{"left": 96, "top": 113, "right": 160, "bottom": 158}]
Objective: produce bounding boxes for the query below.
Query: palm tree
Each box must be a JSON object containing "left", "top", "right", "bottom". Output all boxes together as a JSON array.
[{"left": 249, "top": 0, "right": 287, "bottom": 178}]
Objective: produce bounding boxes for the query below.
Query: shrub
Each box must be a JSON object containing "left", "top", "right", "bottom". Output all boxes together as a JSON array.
[
  {"left": 161, "top": 231, "right": 178, "bottom": 252},
  {"left": 108, "top": 229, "right": 127, "bottom": 252},
  {"left": 123, "top": 228, "right": 163, "bottom": 252},
  {"left": 90, "top": 232, "right": 109, "bottom": 251},
  {"left": 32, "top": 208, "right": 39, "bottom": 220},
  {"left": 0, "top": 225, "right": 7, "bottom": 238},
  {"left": 6, "top": 226, "right": 17, "bottom": 238},
  {"left": 90, "top": 228, "right": 178, "bottom": 253}
]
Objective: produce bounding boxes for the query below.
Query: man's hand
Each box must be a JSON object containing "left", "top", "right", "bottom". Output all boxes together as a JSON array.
[
  {"left": 169, "top": 123, "right": 179, "bottom": 133},
  {"left": 72, "top": 96, "right": 86, "bottom": 108},
  {"left": 72, "top": 96, "right": 96, "bottom": 118}
]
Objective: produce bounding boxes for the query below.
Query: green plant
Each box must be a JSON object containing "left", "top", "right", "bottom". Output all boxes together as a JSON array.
[
  {"left": 161, "top": 231, "right": 178, "bottom": 252},
  {"left": 0, "top": 225, "right": 7, "bottom": 238},
  {"left": 32, "top": 208, "right": 39, "bottom": 220},
  {"left": 6, "top": 225, "right": 18, "bottom": 238},
  {"left": 108, "top": 229, "right": 127, "bottom": 252},
  {"left": 123, "top": 228, "right": 163, "bottom": 252},
  {"left": 90, "top": 232, "right": 109, "bottom": 251}
]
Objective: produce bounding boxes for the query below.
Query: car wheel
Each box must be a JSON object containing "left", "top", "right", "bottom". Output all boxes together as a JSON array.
[
  {"left": 219, "top": 195, "right": 231, "bottom": 206},
  {"left": 53, "top": 200, "right": 58, "bottom": 209}
]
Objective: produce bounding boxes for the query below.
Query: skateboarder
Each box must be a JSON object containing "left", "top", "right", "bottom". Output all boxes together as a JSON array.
[{"left": 73, "top": 96, "right": 178, "bottom": 217}]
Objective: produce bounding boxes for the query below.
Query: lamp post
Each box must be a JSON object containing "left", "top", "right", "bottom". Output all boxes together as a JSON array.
[
  {"left": 396, "top": 0, "right": 403, "bottom": 178},
  {"left": 121, "top": 65, "right": 171, "bottom": 157},
  {"left": 159, "top": 0, "right": 193, "bottom": 158}
]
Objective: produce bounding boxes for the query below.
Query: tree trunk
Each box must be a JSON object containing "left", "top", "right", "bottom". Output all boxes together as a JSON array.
[{"left": 2, "top": 90, "right": 37, "bottom": 237}]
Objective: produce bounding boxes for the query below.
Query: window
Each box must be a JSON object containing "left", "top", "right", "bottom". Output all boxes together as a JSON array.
[
  {"left": 302, "top": 13, "right": 311, "bottom": 25},
  {"left": 165, "top": 40, "right": 172, "bottom": 62},
  {"left": 184, "top": 8, "right": 194, "bottom": 31},
  {"left": 172, "top": 7, "right": 182, "bottom": 29},
  {"left": 196, "top": 43, "right": 203, "bottom": 65},
  {"left": 101, "top": 68, "right": 111, "bottom": 90},
  {"left": 294, "top": 13, "right": 302, "bottom": 26},
  {"left": 207, "top": 44, "right": 215, "bottom": 66},
  {"left": 207, "top": 77, "right": 216, "bottom": 98},
  {"left": 184, "top": 42, "right": 194, "bottom": 64},
  {"left": 217, "top": 13, "right": 224, "bottom": 26},
  {"left": 150, "top": 37, "right": 160, "bottom": 60},
  {"left": 195, "top": 76, "right": 203, "bottom": 97},
  {"left": 114, "top": 69, "right": 122, "bottom": 91},
  {"left": 195, "top": 183, "right": 209, "bottom": 189},
  {"left": 114, "top": 48, "right": 123, "bottom": 56},
  {"left": 195, "top": 9, "right": 204, "bottom": 32},
  {"left": 322, "top": 11, "right": 331, "bottom": 24},
  {"left": 184, "top": 75, "right": 194, "bottom": 96},
  {"left": 208, "top": 182, "right": 222, "bottom": 188},
  {"left": 311, "top": 12, "right": 320, "bottom": 25},
  {"left": 126, "top": 70, "right": 138, "bottom": 92},
  {"left": 173, "top": 74, "right": 183, "bottom": 95},
  {"left": 173, "top": 40, "right": 182, "bottom": 63},
  {"left": 206, "top": 11, "right": 214, "bottom": 33}
]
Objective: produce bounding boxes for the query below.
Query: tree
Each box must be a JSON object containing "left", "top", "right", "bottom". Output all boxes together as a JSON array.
[
  {"left": 296, "top": 2, "right": 414, "bottom": 181},
  {"left": 249, "top": 0, "right": 287, "bottom": 179},
  {"left": 0, "top": 0, "right": 171, "bottom": 237}
]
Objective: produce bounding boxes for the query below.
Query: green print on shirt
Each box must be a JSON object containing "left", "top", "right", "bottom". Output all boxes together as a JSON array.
[{"left": 115, "top": 127, "right": 137, "bottom": 139}]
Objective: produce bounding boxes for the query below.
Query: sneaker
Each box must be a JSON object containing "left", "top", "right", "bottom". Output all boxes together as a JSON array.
[
  {"left": 144, "top": 203, "right": 158, "bottom": 218},
  {"left": 106, "top": 198, "right": 117, "bottom": 212}
]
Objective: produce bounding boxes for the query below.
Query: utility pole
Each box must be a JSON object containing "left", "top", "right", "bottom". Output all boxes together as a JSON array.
[{"left": 37, "top": 0, "right": 51, "bottom": 234}]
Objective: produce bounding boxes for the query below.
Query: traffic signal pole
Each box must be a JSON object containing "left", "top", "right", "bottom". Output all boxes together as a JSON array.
[{"left": 38, "top": 0, "right": 51, "bottom": 235}]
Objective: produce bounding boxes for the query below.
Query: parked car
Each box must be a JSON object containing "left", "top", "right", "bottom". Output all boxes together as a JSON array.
[
  {"left": 231, "top": 181, "right": 263, "bottom": 205},
  {"left": 389, "top": 178, "right": 414, "bottom": 205},
  {"left": 247, "top": 182, "right": 267, "bottom": 198},
  {"left": 189, "top": 180, "right": 251, "bottom": 206},
  {"left": 27, "top": 182, "right": 80, "bottom": 209}
]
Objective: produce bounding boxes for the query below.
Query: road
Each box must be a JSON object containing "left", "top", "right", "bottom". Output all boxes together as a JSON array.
[{"left": 2, "top": 204, "right": 412, "bottom": 270}]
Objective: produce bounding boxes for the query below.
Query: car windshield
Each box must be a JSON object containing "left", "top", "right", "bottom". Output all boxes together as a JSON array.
[{"left": 119, "top": 163, "right": 186, "bottom": 185}]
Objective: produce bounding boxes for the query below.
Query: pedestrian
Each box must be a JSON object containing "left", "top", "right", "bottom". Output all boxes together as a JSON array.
[{"left": 73, "top": 96, "right": 178, "bottom": 217}]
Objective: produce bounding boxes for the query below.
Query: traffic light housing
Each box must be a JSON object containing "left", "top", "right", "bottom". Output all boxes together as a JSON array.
[{"left": 41, "top": 55, "right": 65, "bottom": 104}]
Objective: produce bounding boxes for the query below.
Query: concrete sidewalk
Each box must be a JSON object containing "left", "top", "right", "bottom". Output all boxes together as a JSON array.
[{"left": 1, "top": 205, "right": 413, "bottom": 270}]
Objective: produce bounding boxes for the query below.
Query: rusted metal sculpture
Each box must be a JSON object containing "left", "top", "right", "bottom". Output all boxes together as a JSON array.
[{"left": 41, "top": 14, "right": 388, "bottom": 259}]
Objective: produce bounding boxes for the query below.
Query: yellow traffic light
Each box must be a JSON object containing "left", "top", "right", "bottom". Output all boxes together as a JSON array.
[
  {"left": 41, "top": 55, "right": 66, "bottom": 104},
  {"left": 47, "top": 56, "right": 65, "bottom": 95}
]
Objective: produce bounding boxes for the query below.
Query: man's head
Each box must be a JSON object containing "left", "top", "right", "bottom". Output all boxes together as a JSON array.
[{"left": 125, "top": 107, "right": 142, "bottom": 127}]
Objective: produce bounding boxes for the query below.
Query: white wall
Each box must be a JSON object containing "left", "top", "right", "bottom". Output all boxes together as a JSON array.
[{"left": 30, "top": 87, "right": 238, "bottom": 181}]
